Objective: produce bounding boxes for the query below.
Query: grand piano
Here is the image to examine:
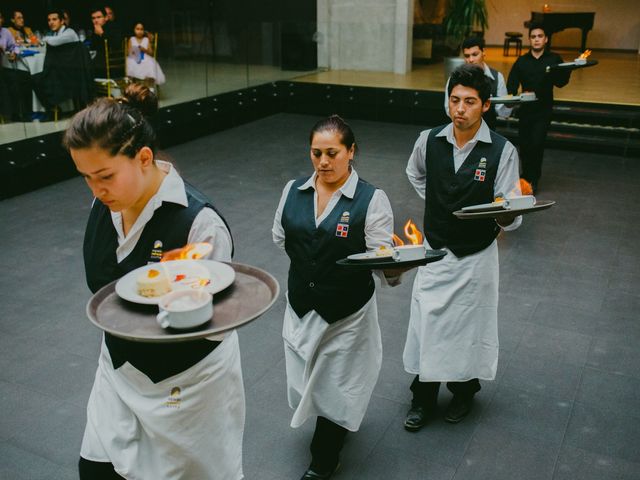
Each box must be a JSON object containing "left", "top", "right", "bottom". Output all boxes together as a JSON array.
[{"left": 524, "top": 11, "right": 595, "bottom": 51}]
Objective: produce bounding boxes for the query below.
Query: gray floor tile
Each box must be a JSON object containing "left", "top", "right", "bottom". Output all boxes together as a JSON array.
[
  {"left": 564, "top": 402, "right": 640, "bottom": 463},
  {"left": 576, "top": 367, "right": 640, "bottom": 412},
  {"left": 499, "top": 350, "right": 582, "bottom": 400},
  {"left": 530, "top": 301, "right": 600, "bottom": 335},
  {"left": 0, "top": 442, "right": 74, "bottom": 480},
  {"left": 587, "top": 333, "right": 640, "bottom": 379},
  {"left": 516, "top": 324, "right": 592, "bottom": 367},
  {"left": 554, "top": 445, "right": 640, "bottom": 480},
  {"left": 453, "top": 425, "right": 557, "bottom": 480},
  {"left": 479, "top": 385, "right": 573, "bottom": 448},
  {"left": 346, "top": 444, "right": 456, "bottom": 480}
]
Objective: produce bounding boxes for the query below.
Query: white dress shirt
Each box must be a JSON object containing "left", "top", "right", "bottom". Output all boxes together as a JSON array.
[
  {"left": 44, "top": 25, "right": 80, "bottom": 46},
  {"left": 272, "top": 169, "right": 394, "bottom": 252},
  {"left": 444, "top": 63, "right": 512, "bottom": 119},
  {"left": 110, "top": 160, "right": 232, "bottom": 263},
  {"left": 406, "top": 120, "right": 522, "bottom": 231}
]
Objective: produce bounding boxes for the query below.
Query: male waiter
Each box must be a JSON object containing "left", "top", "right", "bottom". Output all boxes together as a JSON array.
[
  {"left": 403, "top": 64, "right": 522, "bottom": 431},
  {"left": 444, "top": 36, "right": 511, "bottom": 130},
  {"left": 507, "top": 23, "right": 570, "bottom": 192}
]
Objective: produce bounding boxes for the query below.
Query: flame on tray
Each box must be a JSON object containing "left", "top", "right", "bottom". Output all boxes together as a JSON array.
[
  {"left": 161, "top": 242, "right": 213, "bottom": 262},
  {"left": 392, "top": 219, "right": 424, "bottom": 246}
]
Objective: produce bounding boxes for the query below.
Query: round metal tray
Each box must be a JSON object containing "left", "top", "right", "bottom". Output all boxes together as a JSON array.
[
  {"left": 336, "top": 249, "right": 447, "bottom": 270},
  {"left": 86, "top": 262, "right": 280, "bottom": 343},
  {"left": 453, "top": 200, "right": 555, "bottom": 219}
]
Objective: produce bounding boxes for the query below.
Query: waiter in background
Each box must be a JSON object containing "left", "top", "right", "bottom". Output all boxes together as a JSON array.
[
  {"left": 445, "top": 36, "right": 511, "bottom": 130},
  {"left": 507, "top": 22, "right": 570, "bottom": 193}
]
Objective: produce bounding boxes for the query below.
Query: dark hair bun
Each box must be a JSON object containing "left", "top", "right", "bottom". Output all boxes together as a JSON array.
[{"left": 121, "top": 83, "right": 158, "bottom": 119}]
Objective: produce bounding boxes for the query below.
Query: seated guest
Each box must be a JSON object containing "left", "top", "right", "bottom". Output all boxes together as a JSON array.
[
  {"left": 33, "top": 11, "right": 93, "bottom": 117},
  {"left": 1, "top": 11, "right": 32, "bottom": 121},
  {"left": 62, "top": 9, "right": 72, "bottom": 28},
  {"left": 0, "top": 11, "right": 19, "bottom": 58},
  {"left": 44, "top": 10, "right": 79, "bottom": 46},
  {"left": 89, "top": 7, "right": 123, "bottom": 78},
  {"left": 8, "top": 11, "right": 36, "bottom": 46},
  {"left": 127, "top": 22, "right": 166, "bottom": 88}
]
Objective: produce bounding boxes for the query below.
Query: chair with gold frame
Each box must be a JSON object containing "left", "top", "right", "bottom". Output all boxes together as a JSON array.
[{"left": 94, "top": 37, "right": 128, "bottom": 98}]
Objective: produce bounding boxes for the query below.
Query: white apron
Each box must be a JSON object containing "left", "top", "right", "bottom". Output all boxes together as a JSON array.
[
  {"left": 403, "top": 240, "right": 499, "bottom": 382},
  {"left": 283, "top": 295, "right": 382, "bottom": 432},
  {"left": 81, "top": 331, "right": 245, "bottom": 480}
]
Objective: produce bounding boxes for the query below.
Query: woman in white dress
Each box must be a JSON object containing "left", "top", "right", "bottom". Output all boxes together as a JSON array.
[
  {"left": 126, "top": 22, "right": 165, "bottom": 86},
  {"left": 65, "top": 84, "right": 244, "bottom": 480},
  {"left": 273, "top": 115, "right": 399, "bottom": 480}
]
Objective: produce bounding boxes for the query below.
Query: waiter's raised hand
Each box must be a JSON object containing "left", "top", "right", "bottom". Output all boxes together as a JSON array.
[{"left": 494, "top": 211, "right": 520, "bottom": 227}]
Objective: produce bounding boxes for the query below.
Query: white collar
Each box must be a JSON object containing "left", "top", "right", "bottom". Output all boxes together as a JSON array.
[
  {"left": 298, "top": 168, "right": 359, "bottom": 199},
  {"left": 482, "top": 63, "right": 495, "bottom": 80},
  {"left": 436, "top": 120, "right": 492, "bottom": 147}
]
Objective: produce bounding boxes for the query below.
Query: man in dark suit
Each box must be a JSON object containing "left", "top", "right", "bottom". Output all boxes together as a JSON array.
[{"left": 507, "top": 22, "right": 570, "bottom": 192}]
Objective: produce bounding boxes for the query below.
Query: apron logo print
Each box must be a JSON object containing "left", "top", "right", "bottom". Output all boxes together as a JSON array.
[
  {"left": 474, "top": 169, "right": 486, "bottom": 182},
  {"left": 336, "top": 223, "right": 349, "bottom": 237},
  {"left": 164, "top": 386, "right": 182, "bottom": 409},
  {"left": 149, "top": 240, "right": 163, "bottom": 263}
]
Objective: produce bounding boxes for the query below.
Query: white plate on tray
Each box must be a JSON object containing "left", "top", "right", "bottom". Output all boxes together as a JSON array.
[
  {"left": 347, "top": 251, "right": 395, "bottom": 261},
  {"left": 115, "top": 260, "right": 235, "bottom": 305}
]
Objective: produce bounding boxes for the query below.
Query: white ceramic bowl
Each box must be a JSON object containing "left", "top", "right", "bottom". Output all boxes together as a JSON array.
[{"left": 156, "top": 290, "right": 213, "bottom": 329}]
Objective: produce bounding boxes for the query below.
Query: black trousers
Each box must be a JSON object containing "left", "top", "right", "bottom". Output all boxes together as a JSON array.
[
  {"left": 410, "top": 375, "right": 481, "bottom": 408},
  {"left": 309, "top": 416, "right": 348, "bottom": 472},
  {"left": 79, "top": 457, "right": 125, "bottom": 479},
  {"left": 517, "top": 106, "right": 553, "bottom": 186},
  {"left": 1, "top": 68, "right": 32, "bottom": 121}
]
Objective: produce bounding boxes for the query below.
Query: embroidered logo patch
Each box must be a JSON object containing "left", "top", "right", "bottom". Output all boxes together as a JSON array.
[
  {"left": 474, "top": 169, "right": 486, "bottom": 182},
  {"left": 336, "top": 223, "right": 349, "bottom": 237},
  {"left": 164, "top": 386, "right": 182, "bottom": 409},
  {"left": 149, "top": 240, "right": 163, "bottom": 263}
]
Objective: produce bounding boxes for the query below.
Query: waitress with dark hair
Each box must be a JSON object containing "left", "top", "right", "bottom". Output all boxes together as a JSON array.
[
  {"left": 65, "top": 84, "right": 245, "bottom": 479},
  {"left": 272, "top": 115, "right": 397, "bottom": 480}
]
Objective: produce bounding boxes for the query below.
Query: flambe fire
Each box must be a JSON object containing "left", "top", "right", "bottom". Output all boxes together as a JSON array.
[
  {"left": 161, "top": 242, "right": 213, "bottom": 262},
  {"left": 578, "top": 49, "right": 592, "bottom": 59},
  {"left": 393, "top": 219, "right": 424, "bottom": 246}
]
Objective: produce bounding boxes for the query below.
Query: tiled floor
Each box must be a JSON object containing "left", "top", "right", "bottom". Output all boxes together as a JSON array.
[{"left": 1, "top": 113, "right": 639, "bottom": 479}]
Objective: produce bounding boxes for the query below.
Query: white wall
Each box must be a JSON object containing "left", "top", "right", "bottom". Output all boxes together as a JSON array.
[
  {"left": 484, "top": 0, "right": 640, "bottom": 50},
  {"left": 317, "top": 0, "right": 414, "bottom": 73}
]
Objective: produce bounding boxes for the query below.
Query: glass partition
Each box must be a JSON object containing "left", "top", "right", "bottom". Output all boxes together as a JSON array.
[{"left": 0, "top": 0, "right": 321, "bottom": 145}]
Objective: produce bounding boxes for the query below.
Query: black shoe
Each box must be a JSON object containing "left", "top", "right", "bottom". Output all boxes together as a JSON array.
[
  {"left": 300, "top": 463, "right": 339, "bottom": 480},
  {"left": 404, "top": 405, "right": 429, "bottom": 432},
  {"left": 444, "top": 395, "right": 474, "bottom": 423}
]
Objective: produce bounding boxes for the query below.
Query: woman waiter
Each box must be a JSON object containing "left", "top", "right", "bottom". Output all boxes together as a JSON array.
[
  {"left": 64, "top": 85, "right": 245, "bottom": 479},
  {"left": 272, "top": 115, "right": 398, "bottom": 479}
]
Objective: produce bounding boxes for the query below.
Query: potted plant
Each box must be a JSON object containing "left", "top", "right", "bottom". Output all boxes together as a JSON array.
[{"left": 442, "top": 0, "right": 489, "bottom": 78}]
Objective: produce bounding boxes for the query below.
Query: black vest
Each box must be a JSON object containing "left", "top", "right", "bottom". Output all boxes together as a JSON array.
[
  {"left": 83, "top": 183, "right": 233, "bottom": 383},
  {"left": 484, "top": 67, "right": 500, "bottom": 130},
  {"left": 423, "top": 125, "right": 504, "bottom": 257},
  {"left": 282, "top": 176, "right": 376, "bottom": 323}
]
